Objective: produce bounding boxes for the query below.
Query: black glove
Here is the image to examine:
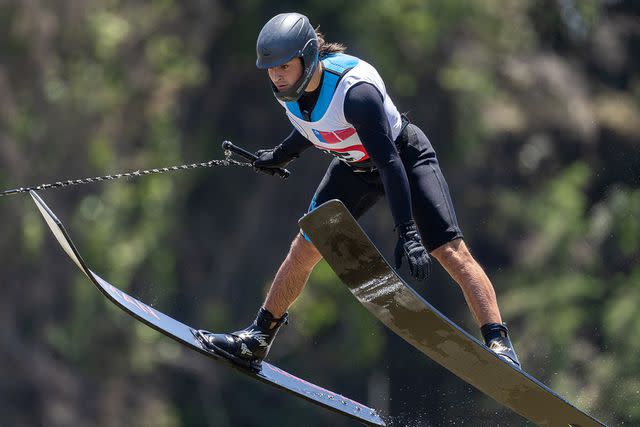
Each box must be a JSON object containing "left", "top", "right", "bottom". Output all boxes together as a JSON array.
[
  {"left": 253, "top": 145, "right": 297, "bottom": 175},
  {"left": 394, "top": 220, "right": 431, "bottom": 281}
]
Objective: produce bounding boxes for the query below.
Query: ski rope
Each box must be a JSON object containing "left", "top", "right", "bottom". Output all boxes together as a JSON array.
[{"left": 0, "top": 145, "right": 252, "bottom": 197}]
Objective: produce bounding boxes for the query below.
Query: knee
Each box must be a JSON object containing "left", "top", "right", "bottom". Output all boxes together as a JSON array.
[
  {"left": 287, "top": 233, "right": 322, "bottom": 270},
  {"left": 431, "top": 238, "right": 474, "bottom": 269}
]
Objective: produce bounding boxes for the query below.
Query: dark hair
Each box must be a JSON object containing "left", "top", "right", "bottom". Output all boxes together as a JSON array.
[{"left": 315, "top": 27, "right": 346, "bottom": 57}]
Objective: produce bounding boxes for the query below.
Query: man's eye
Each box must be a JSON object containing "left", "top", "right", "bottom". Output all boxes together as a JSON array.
[{"left": 282, "top": 65, "right": 288, "bottom": 70}]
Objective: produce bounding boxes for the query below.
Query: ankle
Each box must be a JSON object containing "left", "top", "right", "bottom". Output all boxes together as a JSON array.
[
  {"left": 480, "top": 322, "right": 509, "bottom": 346},
  {"left": 257, "top": 307, "right": 289, "bottom": 331}
]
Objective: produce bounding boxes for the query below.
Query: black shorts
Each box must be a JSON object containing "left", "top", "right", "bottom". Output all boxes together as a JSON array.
[{"left": 303, "top": 123, "right": 463, "bottom": 252}]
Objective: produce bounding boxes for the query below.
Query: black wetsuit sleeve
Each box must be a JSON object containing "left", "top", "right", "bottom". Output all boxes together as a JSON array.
[
  {"left": 344, "top": 82, "right": 413, "bottom": 226},
  {"left": 278, "top": 127, "right": 313, "bottom": 157}
]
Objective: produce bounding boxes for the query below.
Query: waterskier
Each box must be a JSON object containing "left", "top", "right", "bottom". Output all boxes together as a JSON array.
[{"left": 198, "top": 13, "right": 520, "bottom": 368}]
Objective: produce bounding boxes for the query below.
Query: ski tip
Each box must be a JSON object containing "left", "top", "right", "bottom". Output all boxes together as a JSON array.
[
  {"left": 29, "top": 190, "right": 46, "bottom": 209},
  {"left": 30, "top": 190, "right": 63, "bottom": 226},
  {"left": 29, "top": 189, "right": 41, "bottom": 203}
]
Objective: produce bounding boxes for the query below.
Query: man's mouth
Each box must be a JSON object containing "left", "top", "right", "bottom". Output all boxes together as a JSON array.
[{"left": 276, "top": 83, "right": 288, "bottom": 90}]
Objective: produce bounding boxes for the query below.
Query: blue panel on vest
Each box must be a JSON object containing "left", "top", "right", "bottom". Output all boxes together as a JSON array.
[
  {"left": 311, "top": 72, "right": 340, "bottom": 122},
  {"left": 308, "top": 54, "right": 360, "bottom": 121},
  {"left": 286, "top": 53, "right": 360, "bottom": 122},
  {"left": 322, "top": 54, "right": 360, "bottom": 74},
  {"left": 286, "top": 101, "right": 304, "bottom": 120},
  {"left": 312, "top": 129, "right": 325, "bottom": 142}
]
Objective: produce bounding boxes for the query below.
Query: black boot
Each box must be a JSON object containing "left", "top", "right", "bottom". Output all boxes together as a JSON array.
[
  {"left": 481, "top": 323, "right": 521, "bottom": 369},
  {"left": 195, "top": 308, "right": 288, "bottom": 368}
]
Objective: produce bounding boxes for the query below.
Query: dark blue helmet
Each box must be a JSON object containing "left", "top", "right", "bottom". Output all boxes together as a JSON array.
[{"left": 256, "top": 13, "right": 319, "bottom": 102}]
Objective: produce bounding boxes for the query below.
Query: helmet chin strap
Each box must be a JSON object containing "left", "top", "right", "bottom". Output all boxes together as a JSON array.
[{"left": 305, "top": 62, "right": 323, "bottom": 92}]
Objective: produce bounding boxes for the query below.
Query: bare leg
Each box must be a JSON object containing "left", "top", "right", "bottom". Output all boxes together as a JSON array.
[
  {"left": 196, "top": 234, "right": 322, "bottom": 362},
  {"left": 263, "top": 233, "right": 323, "bottom": 318},
  {"left": 430, "top": 238, "right": 502, "bottom": 327}
]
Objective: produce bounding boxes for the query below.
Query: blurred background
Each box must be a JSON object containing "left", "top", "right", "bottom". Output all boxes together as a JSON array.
[{"left": 1, "top": 0, "right": 638, "bottom": 426}]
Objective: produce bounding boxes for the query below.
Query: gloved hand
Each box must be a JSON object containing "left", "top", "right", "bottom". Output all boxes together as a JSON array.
[
  {"left": 394, "top": 220, "right": 431, "bottom": 281},
  {"left": 253, "top": 145, "right": 297, "bottom": 175}
]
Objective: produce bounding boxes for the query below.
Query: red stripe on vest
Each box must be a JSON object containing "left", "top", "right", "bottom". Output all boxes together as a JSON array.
[
  {"left": 318, "top": 130, "right": 341, "bottom": 144},
  {"left": 311, "top": 143, "right": 370, "bottom": 162},
  {"left": 334, "top": 127, "right": 356, "bottom": 140}
]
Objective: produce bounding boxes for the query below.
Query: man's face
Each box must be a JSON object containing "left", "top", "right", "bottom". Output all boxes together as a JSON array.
[{"left": 268, "top": 58, "right": 303, "bottom": 92}]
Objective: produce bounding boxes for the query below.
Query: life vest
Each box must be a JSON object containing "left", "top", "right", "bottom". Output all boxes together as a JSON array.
[{"left": 277, "top": 53, "right": 402, "bottom": 164}]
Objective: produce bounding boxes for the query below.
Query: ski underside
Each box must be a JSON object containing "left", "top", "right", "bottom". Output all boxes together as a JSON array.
[
  {"left": 30, "top": 191, "right": 386, "bottom": 427},
  {"left": 298, "top": 199, "right": 607, "bottom": 427}
]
